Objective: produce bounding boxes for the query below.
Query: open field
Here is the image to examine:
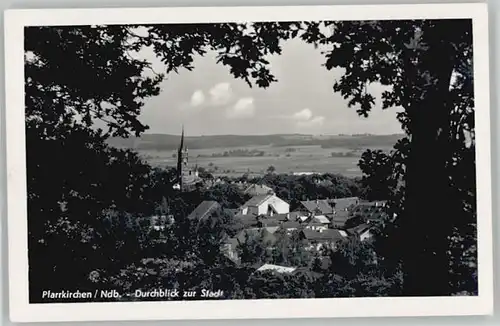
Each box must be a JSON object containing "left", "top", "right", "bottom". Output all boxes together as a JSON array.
[
  {"left": 137, "top": 144, "right": 393, "bottom": 178},
  {"left": 108, "top": 133, "right": 403, "bottom": 151},
  {"left": 108, "top": 133, "right": 400, "bottom": 177}
]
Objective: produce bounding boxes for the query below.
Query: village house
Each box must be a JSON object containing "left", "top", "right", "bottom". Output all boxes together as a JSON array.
[
  {"left": 300, "top": 229, "right": 348, "bottom": 251},
  {"left": 255, "top": 263, "right": 297, "bottom": 274},
  {"left": 243, "top": 183, "right": 274, "bottom": 196},
  {"left": 350, "top": 201, "right": 388, "bottom": 223},
  {"left": 305, "top": 220, "right": 327, "bottom": 231},
  {"left": 292, "top": 211, "right": 312, "bottom": 223},
  {"left": 254, "top": 264, "right": 323, "bottom": 279},
  {"left": 235, "top": 227, "right": 278, "bottom": 246},
  {"left": 221, "top": 227, "right": 279, "bottom": 265},
  {"left": 224, "top": 208, "right": 240, "bottom": 216},
  {"left": 220, "top": 237, "right": 240, "bottom": 264},
  {"left": 311, "top": 215, "right": 330, "bottom": 226},
  {"left": 298, "top": 199, "right": 335, "bottom": 216},
  {"left": 305, "top": 215, "right": 330, "bottom": 231},
  {"left": 256, "top": 217, "right": 280, "bottom": 228},
  {"left": 281, "top": 220, "right": 302, "bottom": 234},
  {"left": 233, "top": 212, "right": 259, "bottom": 228},
  {"left": 272, "top": 213, "right": 290, "bottom": 222},
  {"left": 330, "top": 196, "right": 360, "bottom": 212},
  {"left": 347, "top": 223, "right": 374, "bottom": 242},
  {"left": 149, "top": 214, "right": 173, "bottom": 231},
  {"left": 239, "top": 194, "right": 290, "bottom": 216},
  {"left": 328, "top": 210, "right": 352, "bottom": 229},
  {"left": 292, "top": 172, "right": 318, "bottom": 176},
  {"left": 273, "top": 211, "right": 310, "bottom": 223},
  {"left": 187, "top": 200, "right": 221, "bottom": 227}
]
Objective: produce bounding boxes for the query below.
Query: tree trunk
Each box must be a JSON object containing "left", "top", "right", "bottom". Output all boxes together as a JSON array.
[{"left": 401, "top": 24, "right": 458, "bottom": 296}]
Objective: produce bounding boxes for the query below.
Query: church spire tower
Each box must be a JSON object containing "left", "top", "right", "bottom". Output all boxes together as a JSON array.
[
  {"left": 177, "top": 125, "right": 187, "bottom": 191},
  {"left": 175, "top": 125, "right": 199, "bottom": 192}
]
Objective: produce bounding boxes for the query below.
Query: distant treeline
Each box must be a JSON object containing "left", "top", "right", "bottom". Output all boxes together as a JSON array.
[
  {"left": 198, "top": 149, "right": 266, "bottom": 158},
  {"left": 107, "top": 134, "right": 403, "bottom": 151},
  {"left": 330, "top": 151, "right": 359, "bottom": 158}
]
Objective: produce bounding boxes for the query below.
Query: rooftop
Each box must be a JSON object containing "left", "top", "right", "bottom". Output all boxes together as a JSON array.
[
  {"left": 331, "top": 197, "right": 360, "bottom": 211},
  {"left": 241, "top": 194, "right": 274, "bottom": 208},
  {"left": 236, "top": 214, "right": 259, "bottom": 227},
  {"left": 256, "top": 264, "right": 297, "bottom": 274},
  {"left": 347, "top": 223, "right": 372, "bottom": 235},
  {"left": 187, "top": 201, "right": 220, "bottom": 221},
  {"left": 244, "top": 184, "right": 274, "bottom": 195},
  {"left": 300, "top": 200, "right": 334, "bottom": 215},
  {"left": 301, "top": 229, "right": 347, "bottom": 242},
  {"left": 272, "top": 213, "right": 290, "bottom": 221},
  {"left": 258, "top": 218, "right": 280, "bottom": 227},
  {"left": 312, "top": 215, "right": 330, "bottom": 224},
  {"left": 235, "top": 228, "right": 277, "bottom": 244},
  {"left": 282, "top": 221, "right": 301, "bottom": 229}
]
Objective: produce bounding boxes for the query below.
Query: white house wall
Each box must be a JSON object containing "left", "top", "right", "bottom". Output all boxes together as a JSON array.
[{"left": 264, "top": 195, "right": 290, "bottom": 214}]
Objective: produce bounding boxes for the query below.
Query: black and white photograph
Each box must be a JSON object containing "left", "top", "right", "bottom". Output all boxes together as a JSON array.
[{"left": 5, "top": 3, "right": 493, "bottom": 322}]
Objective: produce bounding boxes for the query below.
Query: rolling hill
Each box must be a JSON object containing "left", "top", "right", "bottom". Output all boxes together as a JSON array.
[{"left": 107, "top": 133, "right": 403, "bottom": 151}]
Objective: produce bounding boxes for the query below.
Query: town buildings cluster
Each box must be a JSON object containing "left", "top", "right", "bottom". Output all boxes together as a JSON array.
[
  {"left": 161, "top": 128, "right": 390, "bottom": 275},
  {"left": 186, "top": 183, "right": 388, "bottom": 274}
]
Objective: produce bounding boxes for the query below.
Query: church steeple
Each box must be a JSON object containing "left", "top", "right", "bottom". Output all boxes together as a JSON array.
[
  {"left": 177, "top": 125, "right": 185, "bottom": 191},
  {"left": 179, "top": 125, "right": 184, "bottom": 152},
  {"left": 175, "top": 125, "right": 199, "bottom": 192}
]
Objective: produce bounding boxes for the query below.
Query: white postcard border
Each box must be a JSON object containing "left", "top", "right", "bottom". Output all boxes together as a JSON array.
[{"left": 4, "top": 3, "right": 493, "bottom": 323}]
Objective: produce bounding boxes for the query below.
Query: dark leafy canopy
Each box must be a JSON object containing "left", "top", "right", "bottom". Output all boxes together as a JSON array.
[
  {"left": 25, "top": 23, "right": 301, "bottom": 139},
  {"left": 25, "top": 22, "right": 303, "bottom": 301},
  {"left": 25, "top": 26, "right": 163, "bottom": 138},
  {"left": 313, "top": 19, "right": 475, "bottom": 295},
  {"left": 26, "top": 19, "right": 476, "bottom": 299}
]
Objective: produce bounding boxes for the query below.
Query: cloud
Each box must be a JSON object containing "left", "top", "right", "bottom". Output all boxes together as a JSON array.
[
  {"left": 190, "top": 90, "right": 205, "bottom": 107},
  {"left": 297, "top": 116, "right": 325, "bottom": 128},
  {"left": 209, "top": 82, "right": 232, "bottom": 105},
  {"left": 293, "top": 108, "right": 313, "bottom": 121},
  {"left": 226, "top": 97, "right": 255, "bottom": 119},
  {"left": 292, "top": 108, "right": 325, "bottom": 129}
]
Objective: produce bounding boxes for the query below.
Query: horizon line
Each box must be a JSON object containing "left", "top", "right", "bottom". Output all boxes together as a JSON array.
[{"left": 120, "top": 132, "right": 405, "bottom": 137}]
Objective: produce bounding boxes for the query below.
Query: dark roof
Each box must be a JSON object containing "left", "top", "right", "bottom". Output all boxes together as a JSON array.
[
  {"left": 282, "top": 221, "right": 301, "bottom": 229},
  {"left": 222, "top": 237, "right": 239, "bottom": 248},
  {"left": 234, "top": 212, "right": 256, "bottom": 220},
  {"left": 292, "top": 267, "right": 323, "bottom": 279},
  {"left": 358, "top": 200, "right": 387, "bottom": 207},
  {"left": 300, "top": 200, "right": 334, "bottom": 215},
  {"left": 301, "top": 229, "right": 346, "bottom": 242},
  {"left": 367, "top": 212, "right": 385, "bottom": 221},
  {"left": 312, "top": 215, "right": 330, "bottom": 224},
  {"left": 236, "top": 213, "right": 259, "bottom": 227},
  {"left": 258, "top": 218, "right": 280, "bottom": 227},
  {"left": 263, "top": 226, "right": 280, "bottom": 234},
  {"left": 329, "top": 210, "right": 351, "bottom": 222},
  {"left": 347, "top": 223, "right": 372, "bottom": 235},
  {"left": 224, "top": 208, "right": 239, "bottom": 216},
  {"left": 241, "top": 194, "right": 274, "bottom": 208},
  {"left": 273, "top": 213, "right": 290, "bottom": 221},
  {"left": 187, "top": 201, "right": 220, "bottom": 221},
  {"left": 307, "top": 221, "right": 325, "bottom": 227},
  {"left": 331, "top": 197, "right": 360, "bottom": 211},
  {"left": 244, "top": 184, "right": 274, "bottom": 196},
  {"left": 235, "top": 228, "right": 276, "bottom": 245},
  {"left": 290, "top": 211, "right": 309, "bottom": 219},
  {"left": 351, "top": 203, "right": 388, "bottom": 221}
]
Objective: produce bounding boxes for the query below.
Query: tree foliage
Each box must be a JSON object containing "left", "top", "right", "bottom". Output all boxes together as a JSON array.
[{"left": 26, "top": 18, "right": 476, "bottom": 300}]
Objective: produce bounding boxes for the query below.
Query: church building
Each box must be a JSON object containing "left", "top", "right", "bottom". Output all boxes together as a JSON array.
[{"left": 174, "top": 126, "right": 200, "bottom": 192}]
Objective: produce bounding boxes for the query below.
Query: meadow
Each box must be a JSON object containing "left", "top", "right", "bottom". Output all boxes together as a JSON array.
[
  {"left": 137, "top": 144, "right": 393, "bottom": 178},
  {"left": 107, "top": 133, "right": 399, "bottom": 178}
]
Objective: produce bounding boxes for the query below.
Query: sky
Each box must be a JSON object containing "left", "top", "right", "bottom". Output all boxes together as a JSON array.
[{"left": 137, "top": 37, "right": 403, "bottom": 136}]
